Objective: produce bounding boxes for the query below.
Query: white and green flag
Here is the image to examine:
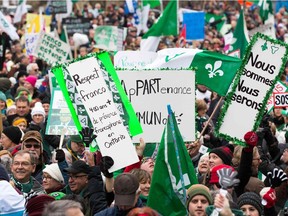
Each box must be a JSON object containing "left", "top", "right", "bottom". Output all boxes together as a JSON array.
[
  {"left": 145, "top": 48, "right": 242, "bottom": 96},
  {"left": 0, "top": 11, "right": 19, "bottom": 40},
  {"left": 140, "top": 0, "right": 178, "bottom": 52},
  {"left": 14, "top": 0, "right": 27, "bottom": 23},
  {"left": 143, "top": 0, "right": 161, "bottom": 8},
  {"left": 257, "top": 0, "right": 274, "bottom": 24},
  {"left": 228, "top": 9, "right": 250, "bottom": 59}
]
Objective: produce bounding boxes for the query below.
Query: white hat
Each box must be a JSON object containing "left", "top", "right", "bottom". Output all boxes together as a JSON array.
[
  {"left": 43, "top": 163, "right": 64, "bottom": 184},
  {"left": 31, "top": 102, "right": 45, "bottom": 117}
]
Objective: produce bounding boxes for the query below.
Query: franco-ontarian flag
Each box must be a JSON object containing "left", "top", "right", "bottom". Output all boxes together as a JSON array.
[
  {"left": 14, "top": 0, "right": 27, "bottom": 23},
  {"left": 140, "top": 0, "right": 178, "bottom": 52},
  {"left": 147, "top": 105, "right": 197, "bottom": 216},
  {"left": 145, "top": 48, "right": 242, "bottom": 96}
]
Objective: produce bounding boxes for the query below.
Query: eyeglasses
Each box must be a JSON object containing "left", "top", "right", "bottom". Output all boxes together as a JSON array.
[
  {"left": 141, "top": 157, "right": 154, "bottom": 164},
  {"left": 43, "top": 175, "right": 53, "bottom": 180},
  {"left": 12, "top": 161, "right": 33, "bottom": 167},
  {"left": 68, "top": 175, "right": 87, "bottom": 180},
  {"left": 34, "top": 69, "right": 39, "bottom": 72},
  {"left": 24, "top": 143, "right": 41, "bottom": 149}
]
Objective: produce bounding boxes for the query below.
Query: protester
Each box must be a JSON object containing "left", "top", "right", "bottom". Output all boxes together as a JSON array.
[
  {"left": 7, "top": 96, "right": 32, "bottom": 125},
  {"left": 42, "top": 163, "right": 66, "bottom": 194},
  {"left": 1, "top": 126, "right": 22, "bottom": 153}
]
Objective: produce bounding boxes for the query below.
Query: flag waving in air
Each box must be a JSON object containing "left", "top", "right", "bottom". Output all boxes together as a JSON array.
[
  {"left": 147, "top": 105, "right": 198, "bottom": 216},
  {"left": 140, "top": 0, "right": 178, "bottom": 52},
  {"left": 14, "top": 0, "right": 27, "bottom": 23}
]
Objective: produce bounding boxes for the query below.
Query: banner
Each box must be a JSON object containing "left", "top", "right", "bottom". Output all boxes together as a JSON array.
[
  {"left": 266, "top": 81, "right": 288, "bottom": 112},
  {"left": 64, "top": 56, "right": 139, "bottom": 172},
  {"left": 183, "top": 12, "right": 205, "bottom": 40},
  {"left": 217, "top": 33, "right": 288, "bottom": 145},
  {"left": 49, "top": 0, "right": 67, "bottom": 14},
  {"left": 25, "top": 33, "right": 39, "bottom": 56},
  {"left": 118, "top": 69, "right": 195, "bottom": 143},
  {"left": 94, "top": 26, "right": 124, "bottom": 51},
  {"left": 114, "top": 51, "right": 157, "bottom": 69},
  {"left": 33, "top": 32, "right": 70, "bottom": 66},
  {"left": 62, "top": 17, "right": 90, "bottom": 37},
  {"left": 46, "top": 88, "right": 78, "bottom": 135}
]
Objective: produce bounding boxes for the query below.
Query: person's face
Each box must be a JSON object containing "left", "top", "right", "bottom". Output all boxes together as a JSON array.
[
  {"left": 18, "top": 76, "right": 27, "bottom": 85},
  {"left": 17, "top": 122, "right": 27, "bottom": 131},
  {"left": 0, "top": 133, "right": 13, "bottom": 149},
  {"left": 188, "top": 195, "right": 209, "bottom": 216},
  {"left": 7, "top": 108, "right": 16, "bottom": 116},
  {"left": 65, "top": 208, "right": 84, "bottom": 216},
  {"left": 140, "top": 157, "right": 155, "bottom": 176},
  {"left": 68, "top": 172, "right": 88, "bottom": 194},
  {"left": 79, "top": 47, "right": 87, "bottom": 57},
  {"left": 198, "top": 108, "right": 207, "bottom": 117},
  {"left": 117, "top": 190, "right": 140, "bottom": 211},
  {"left": 274, "top": 108, "right": 282, "bottom": 117},
  {"left": 71, "top": 141, "right": 85, "bottom": 156},
  {"left": 23, "top": 140, "right": 41, "bottom": 159},
  {"left": 14, "top": 43, "right": 22, "bottom": 53},
  {"left": 29, "top": 65, "right": 39, "bottom": 76},
  {"left": 240, "top": 204, "right": 260, "bottom": 216},
  {"left": 42, "top": 103, "right": 50, "bottom": 116},
  {"left": 281, "top": 149, "right": 288, "bottom": 163},
  {"left": 252, "top": 150, "right": 261, "bottom": 175},
  {"left": 16, "top": 101, "right": 30, "bottom": 116},
  {"left": 42, "top": 172, "right": 63, "bottom": 192},
  {"left": 11, "top": 153, "right": 36, "bottom": 183},
  {"left": 32, "top": 114, "right": 44, "bottom": 124},
  {"left": 23, "top": 81, "right": 33, "bottom": 90},
  {"left": 139, "top": 180, "right": 150, "bottom": 196},
  {"left": 209, "top": 153, "right": 223, "bottom": 170},
  {"left": 0, "top": 100, "right": 5, "bottom": 110},
  {"left": 198, "top": 156, "right": 209, "bottom": 174}
]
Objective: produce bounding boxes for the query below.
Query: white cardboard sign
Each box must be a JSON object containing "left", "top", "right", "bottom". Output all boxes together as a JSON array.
[
  {"left": 266, "top": 81, "right": 287, "bottom": 112},
  {"left": 118, "top": 70, "right": 195, "bottom": 143},
  {"left": 33, "top": 32, "right": 70, "bottom": 66},
  {"left": 25, "top": 33, "right": 39, "bottom": 56},
  {"left": 218, "top": 36, "right": 287, "bottom": 143},
  {"left": 66, "top": 56, "right": 139, "bottom": 172}
]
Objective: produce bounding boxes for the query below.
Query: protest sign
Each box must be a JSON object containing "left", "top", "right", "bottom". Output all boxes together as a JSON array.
[
  {"left": 62, "top": 17, "right": 90, "bottom": 37},
  {"left": 118, "top": 69, "right": 195, "bottom": 143},
  {"left": 114, "top": 51, "right": 157, "bottom": 69},
  {"left": 266, "top": 81, "right": 288, "bottom": 112},
  {"left": 183, "top": 12, "right": 205, "bottom": 40},
  {"left": 25, "top": 33, "right": 39, "bottom": 56},
  {"left": 46, "top": 88, "right": 78, "bottom": 135},
  {"left": 33, "top": 32, "right": 70, "bottom": 66},
  {"left": 248, "top": 23, "right": 275, "bottom": 39},
  {"left": 217, "top": 33, "right": 288, "bottom": 145},
  {"left": 64, "top": 56, "right": 139, "bottom": 172},
  {"left": 274, "top": 92, "right": 288, "bottom": 108},
  {"left": 26, "top": 13, "right": 52, "bottom": 33},
  {"left": 49, "top": 0, "right": 67, "bottom": 14},
  {"left": 94, "top": 26, "right": 124, "bottom": 51}
]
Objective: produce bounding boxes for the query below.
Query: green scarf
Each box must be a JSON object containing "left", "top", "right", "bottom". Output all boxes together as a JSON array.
[{"left": 11, "top": 176, "right": 34, "bottom": 193}]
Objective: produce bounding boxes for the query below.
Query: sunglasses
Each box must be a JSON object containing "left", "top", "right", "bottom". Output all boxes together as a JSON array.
[{"left": 24, "top": 143, "right": 41, "bottom": 149}]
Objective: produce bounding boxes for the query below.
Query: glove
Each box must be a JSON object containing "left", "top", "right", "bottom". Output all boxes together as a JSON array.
[
  {"left": 260, "top": 187, "right": 276, "bottom": 208},
  {"left": 217, "top": 168, "right": 240, "bottom": 189},
  {"left": 79, "top": 127, "right": 97, "bottom": 147},
  {"left": 55, "top": 149, "right": 66, "bottom": 162},
  {"left": 99, "top": 156, "right": 114, "bottom": 178},
  {"left": 244, "top": 131, "right": 258, "bottom": 152},
  {"left": 267, "top": 167, "right": 288, "bottom": 188}
]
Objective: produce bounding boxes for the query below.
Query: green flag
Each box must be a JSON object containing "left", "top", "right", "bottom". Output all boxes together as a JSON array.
[
  {"left": 143, "top": 0, "right": 161, "bottom": 8},
  {"left": 256, "top": 0, "right": 273, "bottom": 23},
  {"left": 229, "top": 9, "right": 250, "bottom": 59},
  {"left": 147, "top": 105, "right": 198, "bottom": 216},
  {"left": 140, "top": 0, "right": 178, "bottom": 52},
  {"left": 205, "top": 13, "right": 226, "bottom": 34}
]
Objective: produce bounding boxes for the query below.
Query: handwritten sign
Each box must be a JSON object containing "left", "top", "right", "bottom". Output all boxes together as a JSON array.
[
  {"left": 118, "top": 70, "right": 195, "bottom": 143},
  {"left": 66, "top": 56, "right": 139, "bottom": 172},
  {"left": 217, "top": 33, "right": 288, "bottom": 145},
  {"left": 94, "top": 26, "right": 124, "bottom": 51},
  {"left": 114, "top": 51, "right": 157, "bottom": 69},
  {"left": 266, "top": 81, "right": 287, "bottom": 112},
  {"left": 46, "top": 88, "right": 78, "bottom": 135},
  {"left": 274, "top": 92, "right": 288, "bottom": 108},
  {"left": 33, "top": 32, "right": 70, "bottom": 66},
  {"left": 62, "top": 17, "right": 90, "bottom": 37},
  {"left": 25, "top": 33, "right": 39, "bottom": 56},
  {"left": 49, "top": 0, "right": 67, "bottom": 14}
]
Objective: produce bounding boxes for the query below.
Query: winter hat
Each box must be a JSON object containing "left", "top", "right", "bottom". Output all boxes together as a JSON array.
[
  {"left": 0, "top": 91, "right": 6, "bottom": 102},
  {"left": 12, "top": 117, "right": 27, "bottom": 127},
  {"left": 16, "top": 70, "right": 28, "bottom": 80},
  {"left": 15, "top": 86, "right": 30, "bottom": 97},
  {"left": 31, "top": 102, "right": 45, "bottom": 118},
  {"left": 6, "top": 104, "right": 16, "bottom": 115},
  {"left": 41, "top": 97, "right": 50, "bottom": 104},
  {"left": 9, "top": 77, "right": 16, "bottom": 85},
  {"left": 0, "top": 77, "right": 11, "bottom": 92},
  {"left": 49, "top": 192, "right": 66, "bottom": 200},
  {"left": 244, "top": 131, "right": 258, "bottom": 146},
  {"left": 209, "top": 145, "right": 234, "bottom": 165},
  {"left": 22, "top": 131, "right": 43, "bottom": 152},
  {"left": 25, "top": 75, "right": 37, "bottom": 87},
  {"left": 70, "top": 135, "right": 83, "bottom": 143},
  {"left": 210, "top": 164, "right": 235, "bottom": 184},
  {"left": 186, "top": 184, "right": 213, "bottom": 209},
  {"left": 0, "top": 164, "right": 10, "bottom": 181},
  {"left": 2, "top": 126, "right": 22, "bottom": 144},
  {"left": 237, "top": 192, "right": 263, "bottom": 215},
  {"left": 43, "top": 163, "right": 65, "bottom": 184},
  {"left": 26, "top": 194, "right": 55, "bottom": 216}
]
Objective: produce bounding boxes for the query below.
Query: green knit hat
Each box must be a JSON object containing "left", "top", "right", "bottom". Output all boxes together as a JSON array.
[
  {"left": 49, "top": 192, "right": 66, "bottom": 200},
  {"left": 186, "top": 184, "right": 213, "bottom": 209},
  {"left": 70, "top": 135, "right": 83, "bottom": 143}
]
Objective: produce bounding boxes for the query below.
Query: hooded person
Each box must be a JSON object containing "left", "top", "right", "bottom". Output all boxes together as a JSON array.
[{"left": 0, "top": 164, "right": 26, "bottom": 215}]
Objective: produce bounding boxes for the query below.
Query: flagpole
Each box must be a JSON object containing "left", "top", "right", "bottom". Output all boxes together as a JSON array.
[
  {"left": 198, "top": 96, "right": 224, "bottom": 141},
  {"left": 167, "top": 105, "right": 186, "bottom": 205}
]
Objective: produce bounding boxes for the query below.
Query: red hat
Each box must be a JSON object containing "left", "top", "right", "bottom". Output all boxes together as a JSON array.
[
  {"left": 25, "top": 75, "right": 37, "bottom": 87},
  {"left": 210, "top": 164, "right": 234, "bottom": 184},
  {"left": 244, "top": 131, "right": 258, "bottom": 146},
  {"left": 26, "top": 194, "right": 55, "bottom": 216}
]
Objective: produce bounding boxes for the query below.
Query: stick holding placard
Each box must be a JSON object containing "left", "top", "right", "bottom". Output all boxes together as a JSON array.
[{"left": 58, "top": 128, "right": 67, "bottom": 149}]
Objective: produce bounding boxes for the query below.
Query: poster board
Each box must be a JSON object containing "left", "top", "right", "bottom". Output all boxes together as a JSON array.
[
  {"left": 217, "top": 33, "right": 288, "bottom": 145},
  {"left": 49, "top": 0, "right": 67, "bottom": 14},
  {"left": 62, "top": 17, "right": 90, "bottom": 37},
  {"left": 117, "top": 69, "right": 195, "bottom": 143},
  {"left": 274, "top": 92, "right": 288, "bottom": 108},
  {"left": 94, "top": 26, "right": 124, "bottom": 51}
]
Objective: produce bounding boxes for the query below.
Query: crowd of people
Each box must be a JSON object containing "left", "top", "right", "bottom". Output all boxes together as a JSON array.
[{"left": 1, "top": 0, "right": 288, "bottom": 216}]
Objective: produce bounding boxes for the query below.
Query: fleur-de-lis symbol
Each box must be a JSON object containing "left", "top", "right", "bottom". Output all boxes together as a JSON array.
[
  {"left": 205, "top": 61, "right": 224, "bottom": 78},
  {"left": 78, "top": 107, "right": 85, "bottom": 114}
]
